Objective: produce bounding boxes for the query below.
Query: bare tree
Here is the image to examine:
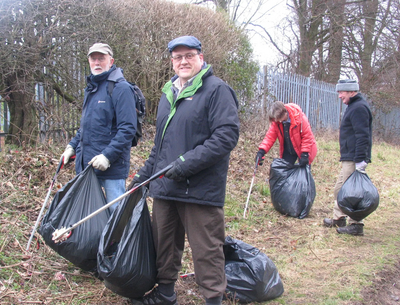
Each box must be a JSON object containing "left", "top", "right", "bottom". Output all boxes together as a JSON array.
[{"left": 0, "top": 0, "right": 100, "bottom": 145}]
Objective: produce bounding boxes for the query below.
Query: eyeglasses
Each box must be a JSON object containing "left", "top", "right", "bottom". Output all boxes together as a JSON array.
[
  {"left": 171, "top": 52, "right": 200, "bottom": 62},
  {"left": 88, "top": 55, "right": 108, "bottom": 63}
]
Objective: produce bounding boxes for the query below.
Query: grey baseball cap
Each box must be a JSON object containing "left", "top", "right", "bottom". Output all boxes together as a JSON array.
[
  {"left": 87, "top": 43, "right": 113, "bottom": 57},
  {"left": 168, "top": 36, "right": 202, "bottom": 53},
  {"left": 336, "top": 79, "right": 359, "bottom": 92}
]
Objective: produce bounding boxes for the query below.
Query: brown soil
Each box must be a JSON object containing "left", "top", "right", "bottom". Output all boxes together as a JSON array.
[{"left": 355, "top": 261, "right": 400, "bottom": 305}]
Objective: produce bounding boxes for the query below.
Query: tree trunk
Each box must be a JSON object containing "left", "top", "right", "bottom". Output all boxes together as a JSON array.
[
  {"left": 324, "top": 0, "right": 345, "bottom": 84},
  {"left": 6, "top": 75, "right": 38, "bottom": 146}
]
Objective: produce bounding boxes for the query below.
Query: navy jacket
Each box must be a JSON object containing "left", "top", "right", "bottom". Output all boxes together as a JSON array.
[
  {"left": 69, "top": 66, "right": 137, "bottom": 179},
  {"left": 339, "top": 93, "right": 372, "bottom": 163},
  {"left": 136, "top": 65, "right": 240, "bottom": 207}
]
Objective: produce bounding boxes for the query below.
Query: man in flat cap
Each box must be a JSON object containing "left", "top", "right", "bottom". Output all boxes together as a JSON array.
[
  {"left": 323, "top": 79, "right": 373, "bottom": 236},
  {"left": 130, "top": 36, "right": 240, "bottom": 305},
  {"left": 61, "top": 43, "right": 137, "bottom": 211}
]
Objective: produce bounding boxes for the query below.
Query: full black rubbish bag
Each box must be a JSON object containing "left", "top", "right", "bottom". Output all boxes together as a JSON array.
[
  {"left": 269, "top": 158, "right": 316, "bottom": 219},
  {"left": 39, "top": 165, "right": 110, "bottom": 271},
  {"left": 224, "top": 236, "right": 284, "bottom": 303},
  {"left": 337, "top": 170, "right": 379, "bottom": 222},
  {"left": 97, "top": 187, "right": 157, "bottom": 299}
]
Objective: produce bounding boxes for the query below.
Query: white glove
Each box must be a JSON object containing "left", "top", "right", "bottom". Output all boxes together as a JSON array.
[
  {"left": 62, "top": 145, "right": 75, "bottom": 165},
  {"left": 356, "top": 161, "right": 367, "bottom": 173},
  {"left": 89, "top": 154, "right": 110, "bottom": 171}
]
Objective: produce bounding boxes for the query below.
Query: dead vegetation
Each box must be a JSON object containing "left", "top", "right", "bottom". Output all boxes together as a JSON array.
[{"left": 1, "top": 121, "right": 400, "bottom": 304}]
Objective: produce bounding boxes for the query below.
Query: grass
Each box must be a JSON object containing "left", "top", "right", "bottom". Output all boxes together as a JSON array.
[{"left": 0, "top": 126, "right": 399, "bottom": 304}]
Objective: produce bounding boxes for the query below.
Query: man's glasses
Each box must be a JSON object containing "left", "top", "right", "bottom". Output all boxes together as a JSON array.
[{"left": 171, "top": 52, "right": 200, "bottom": 62}]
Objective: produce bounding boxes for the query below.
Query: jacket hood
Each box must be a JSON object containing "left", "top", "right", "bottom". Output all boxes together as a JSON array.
[
  {"left": 107, "top": 66, "right": 124, "bottom": 82},
  {"left": 285, "top": 103, "right": 302, "bottom": 122}
]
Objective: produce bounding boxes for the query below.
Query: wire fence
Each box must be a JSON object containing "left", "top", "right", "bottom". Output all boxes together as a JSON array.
[{"left": 254, "top": 66, "right": 400, "bottom": 142}]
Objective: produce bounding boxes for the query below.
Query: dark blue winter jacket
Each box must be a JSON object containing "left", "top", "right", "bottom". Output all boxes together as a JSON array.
[
  {"left": 69, "top": 65, "right": 137, "bottom": 179},
  {"left": 339, "top": 93, "right": 372, "bottom": 163},
  {"left": 135, "top": 65, "right": 240, "bottom": 207}
]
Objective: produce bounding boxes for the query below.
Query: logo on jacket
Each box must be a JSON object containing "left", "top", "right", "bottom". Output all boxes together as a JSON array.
[
  {"left": 98, "top": 100, "right": 106, "bottom": 104},
  {"left": 185, "top": 97, "right": 193, "bottom": 101}
]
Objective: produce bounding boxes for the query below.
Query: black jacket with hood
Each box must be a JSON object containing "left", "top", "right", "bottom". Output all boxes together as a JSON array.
[
  {"left": 135, "top": 65, "right": 240, "bottom": 207},
  {"left": 339, "top": 93, "right": 372, "bottom": 163}
]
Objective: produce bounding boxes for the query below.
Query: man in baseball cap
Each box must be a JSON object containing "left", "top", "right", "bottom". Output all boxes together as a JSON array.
[
  {"left": 323, "top": 79, "right": 373, "bottom": 236},
  {"left": 61, "top": 42, "right": 137, "bottom": 212}
]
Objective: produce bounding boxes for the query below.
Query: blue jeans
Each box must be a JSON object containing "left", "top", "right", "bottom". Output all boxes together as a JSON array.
[{"left": 98, "top": 178, "right": 126, "bottom": 213}]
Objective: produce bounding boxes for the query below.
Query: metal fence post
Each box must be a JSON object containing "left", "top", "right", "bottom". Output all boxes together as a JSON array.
[{"left": 306, "top": 77, "right": 310, "bottom": 118}]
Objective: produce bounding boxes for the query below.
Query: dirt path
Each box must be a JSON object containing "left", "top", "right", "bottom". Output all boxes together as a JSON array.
[{"left": 355, "top": 260, "right": 400, "bottom": 305}]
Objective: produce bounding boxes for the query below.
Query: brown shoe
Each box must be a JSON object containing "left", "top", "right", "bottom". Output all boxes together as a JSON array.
[
  {"left": 323, "top": 217, "right": 346, "bottom": 228},
  {"left": 337, "top": 224, "right": 364, "bottom": 236}
]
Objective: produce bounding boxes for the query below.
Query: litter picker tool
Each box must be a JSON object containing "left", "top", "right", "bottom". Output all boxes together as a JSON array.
[
  {"left": 51, "top": 163, "right": 173, "bottom": 243},
  {"left": 26, "top": 155, "right": 75, "bottom": 251},
  {"left": 243, "top": 157, "right": 259, "bottom": 219}
]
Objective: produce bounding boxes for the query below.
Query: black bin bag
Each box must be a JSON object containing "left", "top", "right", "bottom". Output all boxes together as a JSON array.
[
  {"left": 224, "top": 236, "right": 284, "bottom": 303},
  {"left": 97, "top": 187, "right": 157, "bottom": 299},
  {"left": 39, "top": 165, "right": 110, "bottom": 271},
  {"left": 337, "top": 170, "right": 379, "bottom": 222},
  {"left": 269, "top": 158, "right": 316, "bottom": 219}
]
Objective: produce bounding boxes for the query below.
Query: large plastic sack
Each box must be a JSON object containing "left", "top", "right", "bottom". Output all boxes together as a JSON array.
[
  {"left": 224, "top": 236, "right": 284, "bottom": 303},
  {"left": 269, "top": 158, "right": 316, "bottom": 219},
  {"left": 97, "top": 187, "right": 157, "bottom": 299},
  {"left": 39, "top": 165, "right": 110, "bottom": 271},
  {"left": 337, "top": 170, "right": 379, "bottom": 221}
]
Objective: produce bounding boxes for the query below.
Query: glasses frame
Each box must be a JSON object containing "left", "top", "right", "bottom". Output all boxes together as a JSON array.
[{"left": 171, "top": 52, "right": 200, "bottom": 62}]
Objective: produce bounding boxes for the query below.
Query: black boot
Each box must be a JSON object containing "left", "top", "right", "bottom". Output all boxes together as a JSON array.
[
  {"left": 323, "top": 217, "right": 346, "bottom": 228},
  {"left": 336, "top": 224, "right": 364, "bottom": 236}
]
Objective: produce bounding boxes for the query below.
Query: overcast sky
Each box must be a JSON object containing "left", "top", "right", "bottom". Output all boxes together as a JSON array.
[{"left": 168, "top": 0, "right": 291, "bottom": 66}]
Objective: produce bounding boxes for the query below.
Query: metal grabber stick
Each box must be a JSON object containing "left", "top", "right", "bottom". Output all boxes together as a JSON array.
[
  {"left": 243, "top": 156, "right": 259, "bottom": 219},
  {"left": 26, "top": 155, "right": 75, "bottom": 251},
  {"left": 51, "top": 163, "right": 173, "bottom": 243}
]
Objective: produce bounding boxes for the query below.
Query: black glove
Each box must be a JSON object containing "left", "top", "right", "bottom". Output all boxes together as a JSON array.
[
  {"left": 165, "top": 161, "right": 186, "bottom": 182},
  {"left": 299, "top": 152, "right": 309, "bottom": 167},
  {"left": 127, "top": 181, "right": 140, "bottom": 190},
  {"left": 255, "top": 149, "right": 266, "bottom": 166}
]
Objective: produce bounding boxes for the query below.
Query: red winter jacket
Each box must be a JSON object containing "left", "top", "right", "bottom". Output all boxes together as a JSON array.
[{"left": 258, "top": 103, "right": 317, "bottom": 164}]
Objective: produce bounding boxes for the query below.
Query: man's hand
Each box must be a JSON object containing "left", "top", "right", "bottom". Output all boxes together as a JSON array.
[
  {"left": 255, "top": 149, "right": 266, "bottom": 166},
  {"left": 299, "top": 152, "right": 309, "bottom": 167},
  {"left": 89, "top": 154, "right": 110, "bottom": 171},
  {"left": 62, "top": 145, "right": 75, "bottom": 165},
  {"left": 165, "top": 161, "right": 185, "bottom": 182},
  {"left": 356, "top": 161, "right": 367, "bottom": 173}
]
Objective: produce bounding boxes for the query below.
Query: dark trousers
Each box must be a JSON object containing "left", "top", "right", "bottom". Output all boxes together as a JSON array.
[{"left": 152, "top": 198, "right": 227, "bottom": 299}]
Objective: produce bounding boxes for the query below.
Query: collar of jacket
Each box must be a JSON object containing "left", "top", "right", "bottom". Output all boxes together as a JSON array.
[
  {"left": 348, "top": 92, "right": 361, "bottom": 106},
  {"left": 86, "top": 65, "right": 116, "bottom": 92},
  {"left": 160, "top": 65, "right": 211, "bottom": 139}
]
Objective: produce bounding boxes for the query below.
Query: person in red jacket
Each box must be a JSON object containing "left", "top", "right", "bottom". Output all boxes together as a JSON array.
[{"left": 256, "top": 101, "right": 317, "bottom": 167}]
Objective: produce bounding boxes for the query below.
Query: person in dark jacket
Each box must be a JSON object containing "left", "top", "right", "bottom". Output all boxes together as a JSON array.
[
  {"left": 323, "top": 79, "right": 373, "bottom": 236},
  {"left": 61, "top": 43, "right": 137, "bottom": 211},
  {"left": 129, "top": 36, "right": 240, "bottom": 305},
  {"left": 255, "top": 101, "right": 317, "bottom": 167}
]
